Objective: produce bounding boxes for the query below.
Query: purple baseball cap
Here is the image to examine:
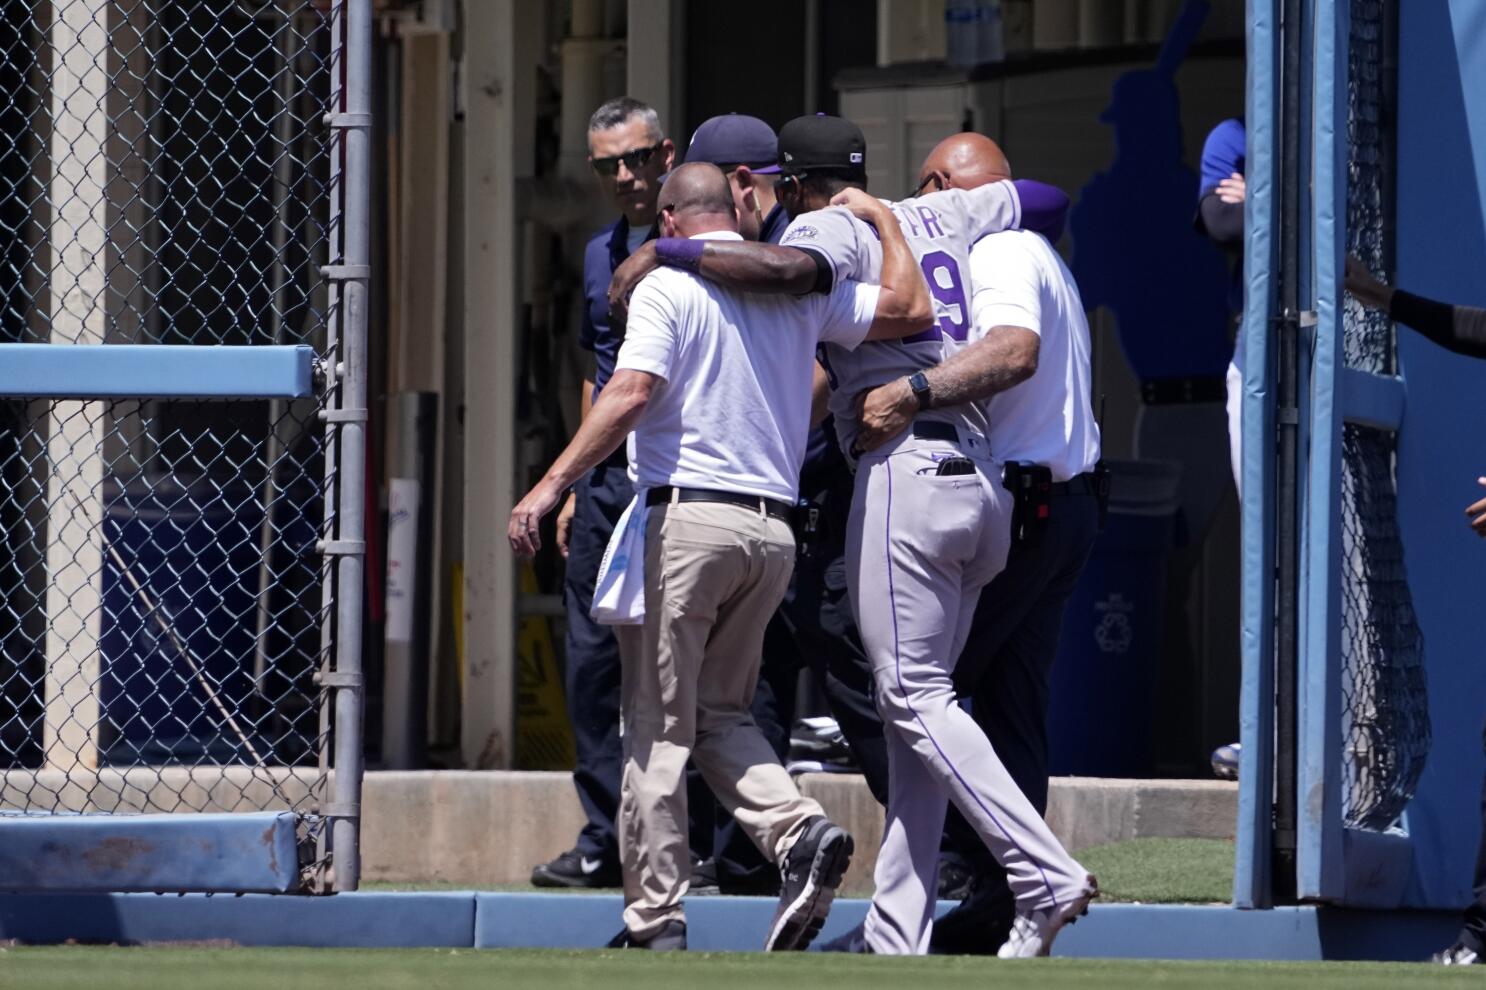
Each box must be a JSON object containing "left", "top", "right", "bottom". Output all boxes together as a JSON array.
[{"left": 683, "top": 113, "right": 781, "bottom": 174}]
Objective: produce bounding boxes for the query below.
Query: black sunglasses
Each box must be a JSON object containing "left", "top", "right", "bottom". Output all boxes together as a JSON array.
[
  {"left": 776, "top": 172, "right": 805, "bottom": 197},
  {"left": 909, "top": 172, "right": 945, "bottom": 198},
  {"left": 591, "top": 143, "right": 664, "bottom": 177}
]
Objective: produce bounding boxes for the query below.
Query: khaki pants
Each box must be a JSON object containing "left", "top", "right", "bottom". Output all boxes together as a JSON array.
[{"left": 616, "top": 498, "right": 824, "bottom": 938}]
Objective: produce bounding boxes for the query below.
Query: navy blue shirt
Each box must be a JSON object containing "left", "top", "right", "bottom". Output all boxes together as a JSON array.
[
  {"left": 581, "top": 216, "right": 655, "bottom": 397},
  {"left": 1196, "top": 118, "right": 1246, "bottom": 313}
]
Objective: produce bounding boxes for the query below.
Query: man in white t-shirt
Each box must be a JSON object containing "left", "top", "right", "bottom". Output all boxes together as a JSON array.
[
  {"left": 509, "top": 161, "right": 934, "bottom": 953},
  {"left": 853, "top": 133, "right": 1103, "bottom": 956}
]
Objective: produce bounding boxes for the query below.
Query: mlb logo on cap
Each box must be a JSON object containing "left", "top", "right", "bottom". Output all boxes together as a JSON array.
[{"left": 777, "top": 114, "right": 868, "bottom": 173}]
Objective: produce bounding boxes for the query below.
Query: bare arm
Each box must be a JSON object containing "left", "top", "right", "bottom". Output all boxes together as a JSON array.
[
  {"left": 826, "top": 189, "right": 933, "bottom": 341},
  {"left": 509, "top": 369, "right": 656, "bottom": 556},
  {"left": 685, "top": 241, "right": 820, "bottom": 294},
  {"left": 1346, "top": 256, "right": 1486, "bottom": 359},
  {"left": 610, "top": 240, "right": 819, "bottom": 325},
  {"left": 556, "top": 376, "right": 598, "bottom": 558},
  {"left": 856, "top": 325, "right": 1040, "bottom": 450}
]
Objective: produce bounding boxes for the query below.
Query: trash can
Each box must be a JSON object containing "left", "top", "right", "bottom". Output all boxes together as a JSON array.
[
  {"left": 99, "top": 475, "right": 263, "bottom": 764},
  {"left": 1046, "top": 459, "right": 1181, "bottom": 778}
]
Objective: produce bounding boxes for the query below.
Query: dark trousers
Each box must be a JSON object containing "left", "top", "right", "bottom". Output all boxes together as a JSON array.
[
  {"left": 1462, "top": 727, "right": 1486, "bottom": 952},
  {"left": 942, "top": 491, "right": 1102, "bottom": 892},
  {"left": 563, "top": 457, "right": 792, "bottom": 873},
  {"left": 774, "top": 473, "right": 891, "bottom": 804},
  {"left": 562, "top": 457, "right": 633, "bottom": 864}
]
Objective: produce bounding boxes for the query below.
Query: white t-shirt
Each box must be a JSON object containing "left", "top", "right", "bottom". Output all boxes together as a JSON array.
[
  {"left": 777, "top": 181, "right": 1024, "bottom": 454},
  {"left": 616, "top": 231, "right": 880, "bottom": 502},
  {"left": 971, "top": 229, "right": 1101, "bottom": 482}
]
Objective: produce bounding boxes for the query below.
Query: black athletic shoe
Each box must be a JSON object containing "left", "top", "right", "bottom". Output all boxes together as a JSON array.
[
  {"left": 928, "top": 879, "right": 1016, "bottom": 955},
  {"left": 765, "top": 816, "right": 854, "bottom": 951},
  {"left": 531, "top": 848, "right": 620, "bottom": 888},
  {"left": 689, "top": 857, "right": 721, "bottom": 896},
  {"left": 606, "top": 920, "right": 687, "bottom": 951},
  {"left": 1433, "top": 941, "right": 1483, "bottom": 965},
  {"left": 936, "top": 853, "right": 976, "bottom": 902}
]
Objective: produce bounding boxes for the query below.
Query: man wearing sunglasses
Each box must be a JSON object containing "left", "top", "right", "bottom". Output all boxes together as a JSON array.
[
  {"left": 610, "top": 114, "right": 1094, "bottom": 959},
  {"left": 532, "top": 97, "right": 675, "bottom": 892}
]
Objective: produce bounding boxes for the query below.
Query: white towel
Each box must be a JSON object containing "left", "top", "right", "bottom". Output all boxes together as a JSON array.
[{"left": 590, "top": 492, "right": 647, "bottom": 625}]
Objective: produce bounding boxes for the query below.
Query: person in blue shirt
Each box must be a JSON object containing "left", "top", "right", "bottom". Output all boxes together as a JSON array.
[
  {"left": 1193, "top": 117, "right": 1247, "bottom": 783},
  {"left": 532, "top": 97, "right": 674, "bottom": 890},
  {"left": 1193, "top": 116, "right": 1247, "bottom": 487}
]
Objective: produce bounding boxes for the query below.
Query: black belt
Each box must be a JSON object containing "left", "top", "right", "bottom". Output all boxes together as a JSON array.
[
  {"left": 1050, "top": 471, "right": 1100, "bottom": 496},
  {"left": 912, "top": 421, "right": 960, "bottom": 443},
  {"left": 1140, "top": 376, "right": 1227, "bottom": 405},
  {"left": 646, "top": 486, "right": 794, "bottom": 522}
]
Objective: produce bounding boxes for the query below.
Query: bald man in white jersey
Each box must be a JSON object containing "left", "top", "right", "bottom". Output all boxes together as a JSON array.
[{"left": 611, "top": 115, "right": 1096, "bottom": 957}]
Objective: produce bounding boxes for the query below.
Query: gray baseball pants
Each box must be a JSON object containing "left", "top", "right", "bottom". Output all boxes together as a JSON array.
[{"left": 845, "top": 428, "right": 1089, "bottom": 954}]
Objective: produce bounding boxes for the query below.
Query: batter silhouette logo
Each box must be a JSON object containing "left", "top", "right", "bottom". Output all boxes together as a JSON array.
[{"left": 1093, "top": 593, "right": 1134, "bottom": 654}]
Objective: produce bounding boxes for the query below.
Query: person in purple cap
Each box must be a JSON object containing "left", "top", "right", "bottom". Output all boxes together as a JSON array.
[{"left": 681, "top": 114, "right": 894, "bottom": 896}]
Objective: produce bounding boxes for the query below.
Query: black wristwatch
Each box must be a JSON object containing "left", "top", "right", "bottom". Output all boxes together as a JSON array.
[{"left": 907, "top": 371, "right": 932, "bottom": 411}]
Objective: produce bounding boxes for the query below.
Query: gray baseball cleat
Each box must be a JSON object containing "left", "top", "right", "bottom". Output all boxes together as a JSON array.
[
  {"left": 996, "top": 875, "right": 1099, "bottom": 959},
  {"left": 764, "top": 816, "right": 854, "bottom": 951}
]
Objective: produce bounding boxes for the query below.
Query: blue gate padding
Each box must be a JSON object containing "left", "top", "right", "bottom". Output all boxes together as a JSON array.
[
  {"left": 0, "top": 343, "right": 314, "bottom": 399},
  {"left": 0, "top": 812, "right": 301, "bottom": 893}
]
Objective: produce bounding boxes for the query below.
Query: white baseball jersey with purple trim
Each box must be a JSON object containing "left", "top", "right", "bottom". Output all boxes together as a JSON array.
[
  {"left": 782, "top": 183, "right": 1093, "bottom": 955},
  {"left": 780, "top": 182, "right": 1019, "bottom": 455}
]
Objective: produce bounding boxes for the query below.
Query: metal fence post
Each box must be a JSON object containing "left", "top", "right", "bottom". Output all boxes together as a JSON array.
[{"left": 329, "top": 0, "right": 373, "bottom": 892}]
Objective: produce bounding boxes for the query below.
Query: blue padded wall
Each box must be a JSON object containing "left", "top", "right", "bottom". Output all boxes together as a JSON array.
[{"left": 1393, "top": 0, "right": 1486, "bottom": 910}]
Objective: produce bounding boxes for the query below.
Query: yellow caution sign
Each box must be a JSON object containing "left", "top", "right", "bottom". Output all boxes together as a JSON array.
[{"left": 515, "top": 560, "right": 576, "bottom": 770}]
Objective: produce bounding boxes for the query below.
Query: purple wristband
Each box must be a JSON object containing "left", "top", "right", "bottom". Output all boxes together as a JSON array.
[
  {"left": 1011, "top": 179, "right": 1072, "bottom": 243},
  {"left": 655, "top": 237, "right": 704, "bottom": 272}
]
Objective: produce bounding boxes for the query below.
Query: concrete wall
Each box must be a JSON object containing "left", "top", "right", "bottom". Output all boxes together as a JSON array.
[{"left": 358, "top": 770, "right": 1237, "bottom": 890}]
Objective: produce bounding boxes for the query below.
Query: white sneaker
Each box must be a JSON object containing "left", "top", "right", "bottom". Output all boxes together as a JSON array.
[
  {"left": 1433, "top": 942, "right": 1482, "bottom": 965},
  {"left": 996, "top": 875, "right": 1099, "bottom": 959}
]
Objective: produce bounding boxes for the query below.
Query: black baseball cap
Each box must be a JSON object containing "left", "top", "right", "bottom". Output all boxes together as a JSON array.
[
  {"left": 777, "top": 114, "right": 866, "bottom": 173},
  {"left": 685, "top": 114, "right": 781, "bottom": 173}
]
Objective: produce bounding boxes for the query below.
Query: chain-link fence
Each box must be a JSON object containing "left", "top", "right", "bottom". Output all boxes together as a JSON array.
[
  {"left": 1339, "top": 0, "right": 1429, "bottom": 831},
  {"left": 0, "top": 0, "right": 367, "bottom": 892}
]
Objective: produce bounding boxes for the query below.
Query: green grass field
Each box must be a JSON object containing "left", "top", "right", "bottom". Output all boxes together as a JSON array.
[
  {"left": 361, "top": 837, "right": 1241, "bottom": 904},
  {"left": 0, "top": 947, "right": 1475, "bottom": 990}
]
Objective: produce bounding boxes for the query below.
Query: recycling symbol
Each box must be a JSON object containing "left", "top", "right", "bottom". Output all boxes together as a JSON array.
[{"left": 1093, "top": 593, "right": 1134, "bottom": 654}]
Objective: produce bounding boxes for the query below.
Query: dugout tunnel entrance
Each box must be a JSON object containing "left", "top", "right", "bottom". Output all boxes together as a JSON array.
[{"left": 0, "top": 0, "right": 370, "bottom": 895}]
